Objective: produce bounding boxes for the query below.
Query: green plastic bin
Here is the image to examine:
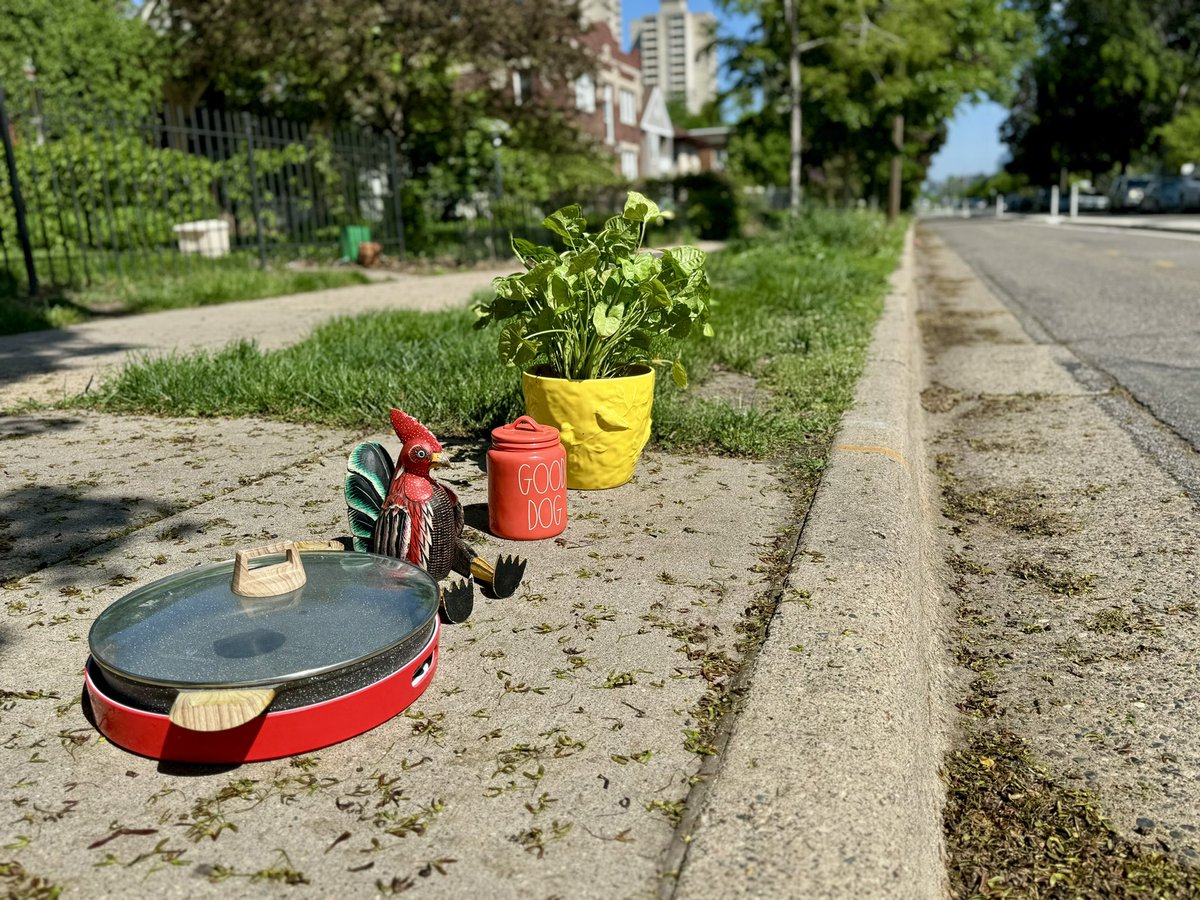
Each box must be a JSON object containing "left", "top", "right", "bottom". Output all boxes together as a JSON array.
[{"left": 340, "top": 226, "right": 372, "bottom": 262}]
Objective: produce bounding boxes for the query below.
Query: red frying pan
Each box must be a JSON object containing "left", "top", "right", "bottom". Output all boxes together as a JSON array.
[{"left": 85, "top": 541, "right": 440, "bottom": 763}]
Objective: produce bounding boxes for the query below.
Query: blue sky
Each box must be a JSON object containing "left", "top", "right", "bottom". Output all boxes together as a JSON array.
[
  {"left": 623, "top": 1, "right": 1009, "bottom": 178},
  {"left": 927, "top": 101, "right": 1009, "bottom": 180}
]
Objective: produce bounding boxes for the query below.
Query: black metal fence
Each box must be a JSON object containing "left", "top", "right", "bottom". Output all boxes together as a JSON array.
[
  {"left": 0, "top": 84, "right": 736, "bottom": 298},
  {"left": 0, "top": 85, "right": 415, "bottom": 295}
]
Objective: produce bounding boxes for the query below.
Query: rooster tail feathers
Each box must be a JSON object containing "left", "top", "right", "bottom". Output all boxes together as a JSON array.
[
  {"left": 349, "top": 441, "right": 394, "bottom": 496},
  {"left": 345, "top": 441, "right": 394, "bottom": 553}
]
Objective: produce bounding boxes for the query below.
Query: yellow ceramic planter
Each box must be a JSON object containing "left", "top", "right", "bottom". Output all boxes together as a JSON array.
[{"left": 522, "top": 366, "right": 655, "bottom": 490}]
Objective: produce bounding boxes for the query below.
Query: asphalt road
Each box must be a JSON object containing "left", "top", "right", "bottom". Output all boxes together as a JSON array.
[{"left": 925, "top": 218, "right": 1200, "bottom": 453}]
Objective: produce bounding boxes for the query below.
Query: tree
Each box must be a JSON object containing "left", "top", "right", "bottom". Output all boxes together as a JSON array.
[
  {"left": 719, "top": 0, "right": 1033, "bottom": 208},
  {"left": 1003, "top": 0, "right": 1200, "bottom": 181},
  {"left": 0, "top": 0, "right": 164, "bottom": 113},
  {"left": 154, "top": 0, "right": 611, "bottom": 208},
  {"left": 1158, "top": 107, "right": 1200, "bottom": 169},
  {"left": 666, "top": 97, "right": 724, "bottom": 128},
  {"left": 160, "top": 2, "right": 590, "bottom": 135}
]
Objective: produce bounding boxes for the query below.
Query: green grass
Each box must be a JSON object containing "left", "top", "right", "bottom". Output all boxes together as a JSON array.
[
  {"left": 76, "top": 209, "right": 903, "bottom": 459},
  {"left": 0, "top": 262, "right": 370, "bottom": 336}
]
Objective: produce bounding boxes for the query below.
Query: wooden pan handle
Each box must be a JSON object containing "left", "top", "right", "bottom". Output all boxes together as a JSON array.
[
  {"left": 292, "top": 539, "right": 347, "bottom": 552},
  {"left": 169, "top": 687, "right": 277, "bottom": 732},
  {"left": 231, "top": 542, "right": 306, "bottom": 598}
]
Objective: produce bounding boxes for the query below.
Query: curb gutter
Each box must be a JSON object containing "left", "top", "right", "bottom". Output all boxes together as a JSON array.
[{"left": 673, "top": 229, "right": 950, "bottom": 898}]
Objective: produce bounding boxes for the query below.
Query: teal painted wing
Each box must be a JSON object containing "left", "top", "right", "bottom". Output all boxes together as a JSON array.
[{"left": 346, "top": 441, "right": 394, "bottom": 552}]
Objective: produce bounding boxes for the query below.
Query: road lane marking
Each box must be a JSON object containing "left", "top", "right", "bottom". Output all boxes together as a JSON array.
[
  {"left": 1106, "top": 249, "right": 1121, "bottom": 257},
  {"left": 1153, "top": 259, "right": 1177, "bottom": 268}
]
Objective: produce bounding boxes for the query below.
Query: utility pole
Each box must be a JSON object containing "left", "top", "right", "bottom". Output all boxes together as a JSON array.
[
  {"left": 784, "top": 0, "right": 801, "bottom": 215},
  {"left": 887, "top": 112, "right": 903, "bottom": 223}
]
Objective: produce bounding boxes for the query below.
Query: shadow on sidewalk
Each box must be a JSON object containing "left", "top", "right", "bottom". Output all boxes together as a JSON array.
[
  {"left": 0, "top": 326, "right": 135, "bottom": 389},
  {"left": 0, "top": 483, "right": 192, "bottom": 585}
]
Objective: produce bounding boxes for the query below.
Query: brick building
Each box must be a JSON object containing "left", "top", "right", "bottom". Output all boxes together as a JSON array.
[{"left": 572, "top": 22, "right": 646, "bottom": 180}]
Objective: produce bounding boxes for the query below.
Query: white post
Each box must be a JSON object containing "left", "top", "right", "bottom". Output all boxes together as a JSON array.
[
  {"left": 1069, "top": 183, "right": 1079, "bottom": 218},
  {"left": 1049, "top": 185, "right": 1060, "bottom": 220},
  {"left": 995, "top": 194, "right": 1005, "bottom": 217}
]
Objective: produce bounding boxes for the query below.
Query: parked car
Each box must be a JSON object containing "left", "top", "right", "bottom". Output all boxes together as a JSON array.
[
  {"left": 1075, "top": 189, "right": 1111, "bottom": 212},
  {"left": 1108, "top": 176, "right": 1154, "bottom": 211},
  {"left": 1141, "top": 175, "right": 1200, "bottom": 212},
  {"left": 1031, "top": 187, "right": 1110, "bottom": 213},
  {"left": 1003, "top": 192, "right": 1037, "bottom": 212}
]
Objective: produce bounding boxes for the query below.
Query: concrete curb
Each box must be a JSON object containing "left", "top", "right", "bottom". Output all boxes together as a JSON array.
[{"left": 673, "top": 229, "right": 950, "bottom": 898}]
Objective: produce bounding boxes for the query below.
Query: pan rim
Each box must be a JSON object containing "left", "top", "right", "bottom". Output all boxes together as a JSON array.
[
  {"left": 91, "top": 613, "right": 439, "bottom": 692},
  {"left": 88, "top": 550, "right": 439, "bottom": 690}
]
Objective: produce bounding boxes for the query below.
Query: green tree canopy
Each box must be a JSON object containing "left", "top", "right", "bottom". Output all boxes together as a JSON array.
[
  {"left": 1158, "top": 107, "right": 1200, "bottom": 170},
  {"left": 720, "top": 0, "right": 1033, "bottom": 205},
  {"left": 1002, "top": 0, "right": 1200, "bottom": 180},
  {"left": 0, "top": 0, "right": 163, "bottom": 112},
  {"left": 154, "top": 0, "right": 610, "bottom": 203}
]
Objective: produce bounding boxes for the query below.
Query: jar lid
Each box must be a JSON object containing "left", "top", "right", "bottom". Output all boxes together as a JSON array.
[{"left": 491, "top": 415, "right": 561, "bottom": 450}]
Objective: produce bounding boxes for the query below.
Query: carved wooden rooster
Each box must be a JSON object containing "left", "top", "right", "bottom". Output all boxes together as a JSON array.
[{"left": 345, "top": 409, "right": 526, "bottom": 623}]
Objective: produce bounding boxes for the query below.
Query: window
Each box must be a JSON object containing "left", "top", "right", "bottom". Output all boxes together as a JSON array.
[
  {"left": 512, "top": 70, "right": 533, "bottom": 106},
  {"left": 621, "top": 149, "right": 639, "bottom": 180},
  {"left": 604, "top": 85, "right": 614, "bottom": 144},
  {"left": 575, "top": 74, "right": 595, "bottom": 113},
  {"left": 619, "top": 89, "right": 637, "bottom": 125}
]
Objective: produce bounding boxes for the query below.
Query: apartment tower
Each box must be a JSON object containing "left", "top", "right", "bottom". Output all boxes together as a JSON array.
[
  {"left": 630, "top": 0, "right": 717, "bottom": 115},
  {"left": 579, "top": 0, "right": 622, "bottom": 42}
]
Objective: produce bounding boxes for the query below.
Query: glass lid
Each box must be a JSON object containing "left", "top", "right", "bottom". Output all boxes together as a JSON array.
[{"left": 89, "top": 549, "right": 439, "bottom": 689}]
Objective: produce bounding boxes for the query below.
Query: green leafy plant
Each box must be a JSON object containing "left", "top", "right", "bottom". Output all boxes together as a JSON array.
[{"left": 474, "top": 191, "right": 712, "bottom": 385}]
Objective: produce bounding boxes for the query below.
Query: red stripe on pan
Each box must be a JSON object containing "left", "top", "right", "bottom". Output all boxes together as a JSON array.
[{"left": 85, "top": 620, "right": 439, "bottom": 764}]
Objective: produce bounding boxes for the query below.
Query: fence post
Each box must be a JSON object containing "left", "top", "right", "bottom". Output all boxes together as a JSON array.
[
  {"left": 386, "top": 132, "right": 406, "bottom": 260},
  {"left": 0, "top": 84, "right": 38, "bottom": 295},
  {"left": 242, "top": 112, "right": 267, "bottom": 269}
]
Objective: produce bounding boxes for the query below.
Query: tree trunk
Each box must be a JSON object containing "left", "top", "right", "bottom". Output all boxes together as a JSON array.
[{"left": 785, "top": 0, "right": 802, "bottom": 215}]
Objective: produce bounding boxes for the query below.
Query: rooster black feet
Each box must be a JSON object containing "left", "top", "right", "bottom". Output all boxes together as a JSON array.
[
  {"left": 483, "top": 554, "right": 526, "bottom": 600},
  {"left": 439, "top": 578, "right": 474, "bottom": 624}
]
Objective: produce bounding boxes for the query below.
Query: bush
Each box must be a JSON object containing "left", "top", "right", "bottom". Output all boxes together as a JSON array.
[{"left": 643, "top": 172, "right": 742, "bottom": 241}]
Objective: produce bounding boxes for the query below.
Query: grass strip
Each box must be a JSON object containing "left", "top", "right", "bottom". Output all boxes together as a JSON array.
[
  {"left": 0, "top": 264, "right": 370, "bottom": 336},
  {"left": 77, "top": 209, "right": 903, "bottom": 460}
]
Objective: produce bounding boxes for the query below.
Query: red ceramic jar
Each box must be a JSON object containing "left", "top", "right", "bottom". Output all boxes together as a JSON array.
[{"left": 488, "top": 415, "right": 567, "bottom": 540}]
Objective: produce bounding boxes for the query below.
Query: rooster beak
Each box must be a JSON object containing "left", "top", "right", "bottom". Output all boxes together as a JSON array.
[{"left": 430, "top": 451, "right": 445, "bottom": 468}]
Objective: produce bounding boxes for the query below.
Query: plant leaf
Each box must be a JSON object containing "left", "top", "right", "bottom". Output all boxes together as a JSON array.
[
  {"left": 622, "top": 191, "right": 661, "bottom": 224},
  {"left": 567, "top": 246, "right": 600, "bottom": 274},
  {"left": 620, "top": 254, "right": 660, "bottom": 283},
  {"left": 664, "top": 245, "right": 706, "bottom": 275},
  {"left": 671, "top": 359, "right": 688, "bottom": 389},
  {"left": 511, "top": 237, "right": 557, "bottom": 267},
  {"left": 543, "top": 204, "right": 586, "bottom": 240},
  {"left": 499, "top": 322, "right": 539, "bottom": 368},
  {"left": 643, "top": 279, "right": 671, "bottom": 307},
  {"left": 547, "top": 273, "right": 570, "bottom": 309},
  {"left": 592, "top": 302, "right": 623, "bottom": 337}
]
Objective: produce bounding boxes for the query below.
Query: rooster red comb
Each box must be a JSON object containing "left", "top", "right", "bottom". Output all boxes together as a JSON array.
[{"left": 389, "top": 408, "right": 442, "bottom": 452}]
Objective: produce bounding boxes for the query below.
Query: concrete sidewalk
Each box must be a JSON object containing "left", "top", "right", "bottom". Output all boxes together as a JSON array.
[
  {"left": 0, "top": 266, "right": 515, "bottom": 410},
  {"left": 0, "top": 235, "right": 950, "bottom": 898},
  {"left": 0, "top": 416, "right": 797, "bottom": 898}
]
